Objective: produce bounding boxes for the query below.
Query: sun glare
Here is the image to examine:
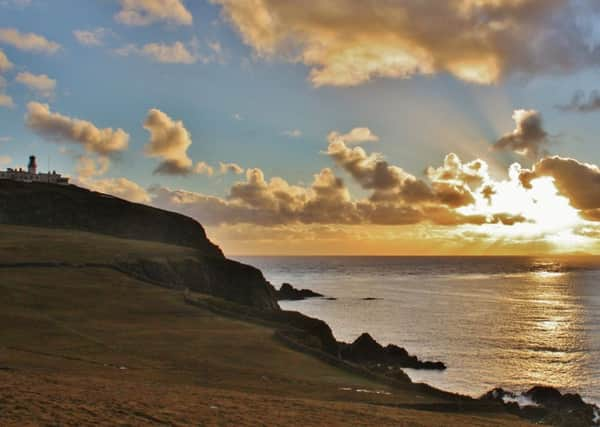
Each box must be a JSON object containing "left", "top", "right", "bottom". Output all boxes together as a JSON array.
[{"left": 460, "top": 172, "right": 591, "bottom": 251}]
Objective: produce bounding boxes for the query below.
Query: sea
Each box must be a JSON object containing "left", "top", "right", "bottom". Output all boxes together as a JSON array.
[{"left": 235, "top": 256, "right": 600, "bottom": 404}]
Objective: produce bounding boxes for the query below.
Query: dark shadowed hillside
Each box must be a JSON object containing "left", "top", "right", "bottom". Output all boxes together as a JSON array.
[{"left": 0, "top": 180, "right": 222, "bottom": 257}]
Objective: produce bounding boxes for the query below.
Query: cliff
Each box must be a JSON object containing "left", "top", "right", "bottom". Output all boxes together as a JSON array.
[
  {"left": 0, "top": 181, "right": 279, "bottom": 311},
  {"left": 118, "top": 257, "right": 279, "bottom": 311},
  {"left": 0, "top": 181, "right": 223, "bottom": 257}
]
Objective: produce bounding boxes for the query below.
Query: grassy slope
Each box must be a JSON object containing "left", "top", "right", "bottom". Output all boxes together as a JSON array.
[
  {"left": 0, "top": 225, "right": 531, "bottom": 426},
  {"left": 0, "top": 224, "right": 197, "bottom": 264}
]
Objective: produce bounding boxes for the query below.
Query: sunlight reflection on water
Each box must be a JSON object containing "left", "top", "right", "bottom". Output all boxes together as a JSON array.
[{"left": 238, "top": 256, "right": 600, "bottom": 403}]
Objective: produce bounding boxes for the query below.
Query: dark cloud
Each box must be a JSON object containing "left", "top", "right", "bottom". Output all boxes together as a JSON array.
[
  {"left": 519, "top": 156, "right": 600, "bottom": 220},
  {"left": 327, "top": 139, "right": 477, "bottom": 208},
  {"left": 492, "top": 109, "right": 548, "bottom": 159},
  {"left": 557, "top": 90, "right": 600, "bottom": 113}
]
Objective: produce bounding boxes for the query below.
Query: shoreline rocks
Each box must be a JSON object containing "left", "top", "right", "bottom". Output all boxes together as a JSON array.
[
  {"left": 482, "top": 386, "right": 600, "bottom": 427},
  {"left": 276, "top": 283, "right": 324, "bottom": 301},
  {"left": 339, "top": 333, "right": 446, "bottom": 371}
]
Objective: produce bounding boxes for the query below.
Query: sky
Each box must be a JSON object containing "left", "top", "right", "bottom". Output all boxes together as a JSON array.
[{"left": 2, "top": 0, "right": 600, "bottom": 255}]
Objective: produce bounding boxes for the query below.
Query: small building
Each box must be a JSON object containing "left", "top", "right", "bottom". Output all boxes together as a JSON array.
[{"left": 0, "top": 155, "right": 69, "bottom": 185}]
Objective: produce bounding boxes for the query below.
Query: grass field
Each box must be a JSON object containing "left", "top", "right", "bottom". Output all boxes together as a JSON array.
[
  {"left": 0, "top": 225, "right": 532, "bottom": 426},
  {"left": 0, "top": 224, "right": 198, "bottom": 264}
]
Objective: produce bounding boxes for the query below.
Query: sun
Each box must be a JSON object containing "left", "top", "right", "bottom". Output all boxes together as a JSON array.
[{"left": 458, "top": 170, "right": 592, "bottom": 251}]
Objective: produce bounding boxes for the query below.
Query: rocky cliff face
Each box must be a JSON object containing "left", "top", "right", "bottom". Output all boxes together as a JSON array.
[
  {"left": 0, "top": 181, "right": 279, "bottom": 311},
  {"left": 118, "top": 257, "right": 279, "bottom": 311},
  {"left": 0, "top": 181, "right": 223, "bottom": 257}
]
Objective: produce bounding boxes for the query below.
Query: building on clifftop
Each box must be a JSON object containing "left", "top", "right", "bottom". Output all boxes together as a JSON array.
[{"left": 0, "top": 155, "right": 69, "bottom": 185}]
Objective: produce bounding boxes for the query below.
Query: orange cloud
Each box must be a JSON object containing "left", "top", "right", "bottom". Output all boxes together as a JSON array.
[
  {"left": 77, "top": 177, "right": 151, "bottom": 204},
  {"left": 76, "top": 156, "right": 110, "bottom": 178},
  {"left": 328, "top": 127, "right": 379, "bottom": 145},
  {"left": 143, "top": 108, "right": 193, "bottom": 174},
  {"left": 0, "top": 76, "right": 13, "bottom": 108},
  {"left": 16, "top": 71, "right": 56, "bottom": 98},
  {"left": 115, "top": 0, "right": 192, "bottom": 26},
  {"left": 213, "top": 0, "right": 591, "bottom": 86},
  {"left": 26, "top": 102, "right": 129, "bottom": 155},
  {"left": 0, "top": 48, "right": 12, "bottom": 72},
  {"left": 0, "top": 28, "right": 61, "bottom": 54}
]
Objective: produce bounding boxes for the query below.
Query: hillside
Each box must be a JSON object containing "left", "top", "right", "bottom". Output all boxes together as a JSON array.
[
  {"left": 0, "top": 182, "right": 278, "bottom": 311},
  {"left": 0, "top": 225, "right": 531, "bottom": 426},
  {"left": 0, "top": 180, "right": 222, "bottom": 256}
]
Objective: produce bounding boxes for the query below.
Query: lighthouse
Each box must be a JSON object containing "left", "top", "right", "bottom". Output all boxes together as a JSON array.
[
  {"left": 0, "top": 155, "right": 68, "bottom": 184},
  {"left": 28, "top": 155, "right": 37, "bottom": 174}
]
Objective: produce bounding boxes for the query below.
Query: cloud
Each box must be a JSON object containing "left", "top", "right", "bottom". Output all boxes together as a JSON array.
[
  {"left": 15, "top": 71, "right": 56, "bottom": 98},
  {"left": 492, "top": 109, "right": 548, "bottom": 159},
  {"left": 25, "top": 102, "right": 129, "bottom": 155},
  {"left": 140, "top": 41, "right": 196, "bottom": 64},
  {"left": 150, "top": 167, "right": 362, "bottom": 226},
  {"left": 0, "top": 136, "right": 11, "bottom": 142},
  {"left": 219, "top": 161, "right": 244, "bottom": 175},
  {"left": 143, "top": 109, "right": 246, "bottom": 177},
  {"left": 0, "top": 76, "right": 14, "bottom": 108},
  {"left": 78, "top": 177, "right": 151, "bottom": 204},
  {"left": 519, "top": 156, "right": 600, "bottom": 220},
  {"left": 213, "top": 0, "right": 599, "bottom": 87},
  {"left": 326, "top": 138, "right": 406, "bottom": 191},
  {"left": 326, "top": 137, "right": 477, "bottom": 208},
  {"left": 135, "top": 114, "right": 538, "bottom": 232},
  {"left": 115, "top": 0, "right": 192, "bottom": 26},
  {"left": 76, "top": 156, "right": 110, "bottom": 178},
  {"left": 328, "top": 127, "right": 379, "bottom": 145},
  {"left": 0, "top": 28, "right": 60, "bottom": 54},
  {"left": 73, "top": 28, "right": 109, "bottom": 46},
  {"left": 426, "top": 153, "right": 488, "bottom": 190},
  {"left": 143, "top": 108, "right": 193, "bottom": 175},
  {"left": 149, "top": 157, "right": 522, "bottom": 228},
  {"left": 0, "top": 48, "right": 12, "bottom": 72},
  {"left": 0, "top": 155, "right": 11, "bottom": 165},
  {"left": 233, "top": 113, "right": 243, "bottom": 120},
  {"left": 207, "top": 40, "right": 226, "bottom": 64},
  {"left": 282, "top": 129, "right": 302, "bottom": 138},
  {"left": 115, "top": 41, "right": 197, "bottom": 64},
  {"left": 0, "top": 95, "right": 13, "bottom": 108},
  {"left": 193, "top": 161, "right": 214, "bottom": 176},
  {"left": 557, "top": 90, "right": 600, "bottom": 113}
]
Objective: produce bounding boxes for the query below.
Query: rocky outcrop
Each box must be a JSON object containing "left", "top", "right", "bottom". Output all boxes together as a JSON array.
[
  {"left": 276, "top": 283, "right": 324, "bottom": 300},
  {"left": 340, "top": 333, "right": 446, "bottom": 370},
  {"left": 118, "top": 257, "right": 280, "bottom": 311},
  {"left": 482, "top": 386, "right": 600, "bottom": 427},
  {"left": 273, "top": 310, "right": 339, "bottom": 355},
  {"left": 0, "top": 181, "right": 222, "bottom": 257}
]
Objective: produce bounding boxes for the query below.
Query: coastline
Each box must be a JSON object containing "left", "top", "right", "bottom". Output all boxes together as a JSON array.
[
  {"left": 189, "top": 284, "right": 600, "bottom": 426},
  {"left": 242, "top": 254, "right": 600, "bottom": 405},
  {"left": 281, "top": 293, "right": 600, "bottom": 400},
  {"left": 270, "top": 278, "right": 600, "bottom": 426}
]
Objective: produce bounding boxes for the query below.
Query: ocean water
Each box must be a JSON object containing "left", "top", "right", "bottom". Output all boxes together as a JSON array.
[{"left": 236, "top": 256, "right": 600, "bottom": 404}]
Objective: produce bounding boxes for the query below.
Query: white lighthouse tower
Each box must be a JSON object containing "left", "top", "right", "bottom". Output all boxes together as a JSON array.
[{"left": 28, "top": 155, "right": 37, "bottom": 174}]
